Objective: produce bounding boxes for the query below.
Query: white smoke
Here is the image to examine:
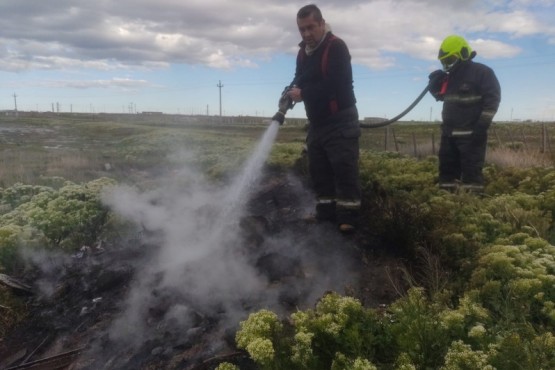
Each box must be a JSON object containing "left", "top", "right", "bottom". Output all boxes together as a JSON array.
[
  {"left": 101, "top": 121, "right": 358, "bottom": 346},
  {"left": 103, "top": 123, "right": 279, "bottom": 342}
]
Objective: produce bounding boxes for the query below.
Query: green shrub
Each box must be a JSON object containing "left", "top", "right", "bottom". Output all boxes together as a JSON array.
[
  {"left": 291, "top": 293, "right": 385, "bottom": 368},
  {"left": 215, "top": 363, "right": 240, "bottom": 370},
  {"left": 488, "top": 332, "right": 555, "bottom": 370},
  {"left": 236, "top": 150, "right": 555, "bottom": 369},
  {"left": 470, "top": 236, "right": 555, "bottom": 329},
  {"left": 236, "top": 309, "right": 291, "bottom": 370},
  {"left": 0, "top": 183, "right": 53, "bottom": 212},
  {"left": 388, "top": 288, "right": 452, "bottom": 369},
  {"left": 236, "top": 293, "right": 387, "bottom": 370},
  {"left": 0, "top": 224, "right": 24, "bottom": 273},
  {"left": 441, "top": 340, "right": 494, "bottom": 370},
  {"left": 0, "top": 178, "right": 117, "bottom": 255}
]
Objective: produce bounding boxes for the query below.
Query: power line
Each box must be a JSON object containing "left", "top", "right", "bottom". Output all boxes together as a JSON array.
[{"left": 217, "top": 80, "right": 224, "bottom": 116}]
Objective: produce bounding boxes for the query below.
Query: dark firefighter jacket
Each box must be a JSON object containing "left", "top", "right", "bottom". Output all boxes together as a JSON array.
[
  {"left": 293, "top": 32, "right": 358, "bottom": 126},
  {"left": 431, "top": 59, "right": 501, "bottom": 136}
]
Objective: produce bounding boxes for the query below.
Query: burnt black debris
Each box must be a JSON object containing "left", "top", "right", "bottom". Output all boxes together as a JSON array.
[{"left": 0, "top": 169, "right": 406, "bottom": 370}]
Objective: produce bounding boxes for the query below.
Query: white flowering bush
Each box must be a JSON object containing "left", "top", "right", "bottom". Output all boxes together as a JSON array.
[
  {"left": 236, "top": 310, "right": 283, "bottom": 348},
  {"left": 441, "top": 340, "right": 493, "bottom": 370},
  {"left": 0, "top": 183, "right": 54, "bottom": 211},
  {"left": 1, "top": 178, "right": 117, "bottom": 338},
  {"left": 236, "top": 293, "right": 386, "bottom": 370},
  {"left": 214, "top": 363, "right": 239, "bottom": 370},
  {"left": 245, "top": 337, "right": 275, "bottom": 366},
  {"left": 235, "top": 153, "right": 555, "bottom": 369},
  {"left": 0, "top": 178, "right": 117, "bottom": 271},
  {"left": 485, "top": 331, "right": 555, "bottom": 369},
  {"left": 236, "top": 309, "right": 288, "bottom": 370},
  {"left": 291, "top": 331, "right": 314, "bottom": 366},
  {"left": 394, "top": 353, "right": 417, "bottom": 370},
  {"left": 330, "top": 352, "right": 377, "bottom": 370},
  {"left": 1, "top": 178, "right": 115, "bottom": 335},
  {"left": 470, "top": 234, "right": 555, "bottom": 328},
  {"left": 293, "top": 292, "right": 385, "bottom": 368}
]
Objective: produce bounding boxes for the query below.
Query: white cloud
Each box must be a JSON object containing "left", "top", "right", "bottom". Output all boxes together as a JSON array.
[
  {"left": 490, "top": 10, "right": 546, "bottom": 36},
  {"left": 2, "top": 0, "right": 552, "bottom": 73},
  {"left": 472, "top": 38, "right": 522, "bottom": 58}
]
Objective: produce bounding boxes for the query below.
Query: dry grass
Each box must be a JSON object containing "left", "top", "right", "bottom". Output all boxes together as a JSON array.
[
  {"left": 45, "top": 150, "right": 102, "bottom": 179},
  {"left": 399, "top": 139, "right": 555, "bottom": 169},
  {"left": 398, "top": 140, "right": 437, "bottom": 159},
  {"left": 0, "top": 149, "right": 104, "bottom": 187},
  {"left": 487, "top": 146, "right": 554, "bottom": 168},
  {"left": 0, "top": 150, "right": 43, "bottom": 185}
]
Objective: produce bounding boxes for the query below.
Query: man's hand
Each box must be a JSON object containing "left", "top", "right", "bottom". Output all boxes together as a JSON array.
[
  {"left": 474, "top": 110, "right": 496, "bottom": 135},
  {"left": 428, "top": 69, "right": 447, "bottom": 101},
  {"left": 287, "top": 86, "right": 302, "bottom": 103},
  {"left": 273, "top": 85, "right": 301, "bottom": 125},
  {"left": 428, "top": 69, "right": 446, "bottom": 86},
  {"left": 278, "top": 93, "right": 293, "bottom": 113}
]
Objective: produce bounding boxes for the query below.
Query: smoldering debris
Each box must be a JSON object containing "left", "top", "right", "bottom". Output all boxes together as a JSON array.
[
  {"left": 0, "top": 166, "right": 369, "bottom": 370},
  {"left": 0, "top": 126, "right": 400, "bottom": 370},
  {"left": 101, "top": 162, "right": 361, "bottom": 348}
]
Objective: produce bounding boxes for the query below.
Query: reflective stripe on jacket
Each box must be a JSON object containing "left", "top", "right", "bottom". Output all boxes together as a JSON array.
[{"left": 441, "top": 60, "right": 501, "bottom": 135}]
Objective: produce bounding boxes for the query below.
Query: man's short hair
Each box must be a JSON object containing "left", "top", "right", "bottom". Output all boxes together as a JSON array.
[{"left": 297, "top": 4, "right": 323, "bottom": 22}]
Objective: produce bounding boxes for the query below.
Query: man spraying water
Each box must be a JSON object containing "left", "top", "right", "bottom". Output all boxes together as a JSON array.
[{"left": 272, "top": 4, "right": 361, "bottom": 234}]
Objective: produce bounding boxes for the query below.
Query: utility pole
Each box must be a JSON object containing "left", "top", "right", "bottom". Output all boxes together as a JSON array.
[
  {"left": 217, "top": 80, "right": 224, "bottom": 116},
  {"left": 13, "top": 93, "right": 18, "bottom": 112}
]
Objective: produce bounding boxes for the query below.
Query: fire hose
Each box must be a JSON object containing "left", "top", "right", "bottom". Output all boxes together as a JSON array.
[
  {"left": 359, "top": 84, "right": 430, "bottom": 128},
  {"left": 271, "top": 83, "right": 431, "bottom": 128}
]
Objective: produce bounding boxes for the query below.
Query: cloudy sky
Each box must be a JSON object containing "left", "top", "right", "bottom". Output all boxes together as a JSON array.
[{"left": 1, "top": 0, "right": 554, "bottom": 121}]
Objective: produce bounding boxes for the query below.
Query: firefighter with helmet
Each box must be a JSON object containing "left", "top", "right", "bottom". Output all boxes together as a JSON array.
[{"left": 428, "top": 35, "right": 501, "bottom": 193}]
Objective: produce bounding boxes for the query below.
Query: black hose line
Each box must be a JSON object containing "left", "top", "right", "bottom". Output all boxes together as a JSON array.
[
  {"left": 359, "top": 84, "right": 430, "bottom": 129},
  {"left": 271, "top": 83, "right": 431, "bottom": 128}
]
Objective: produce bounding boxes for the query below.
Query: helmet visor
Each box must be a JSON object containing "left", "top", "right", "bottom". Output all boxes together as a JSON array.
[{"left": 440, "top": 55, "right": 459, "bottom": 71}]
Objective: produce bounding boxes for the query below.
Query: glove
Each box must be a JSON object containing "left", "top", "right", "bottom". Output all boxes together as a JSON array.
[
  {"left": 428, "top": 69, "right": 446, "bottom": 87},
  {"left": 428, "top": 69, "right": 447, "bottom": 101},
  {"left": 429, "top": 69, "right": 446, "bottom": 80},
  {"left": 474, "top": 110, "right": 496, "bottom": 135}
]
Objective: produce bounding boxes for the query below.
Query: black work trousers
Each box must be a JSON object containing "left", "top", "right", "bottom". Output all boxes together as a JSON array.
[
  {"left": 438, "top": 132, "right": 488, "bottom": 188},
  {"left": 306, "top": 120, "right": 361, "bottom": 226}
]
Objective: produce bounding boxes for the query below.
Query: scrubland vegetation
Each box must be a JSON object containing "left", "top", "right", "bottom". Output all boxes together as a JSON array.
[{"left": 2, "top": 114, "right": 555, "bottom": 369}]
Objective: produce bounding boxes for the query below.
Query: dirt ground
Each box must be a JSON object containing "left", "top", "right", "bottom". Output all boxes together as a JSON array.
[{"left": 0, "top": 166, "right": 408, "bottom": 370}]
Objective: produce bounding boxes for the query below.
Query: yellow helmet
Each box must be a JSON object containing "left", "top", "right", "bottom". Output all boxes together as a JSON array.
[{"left": 438, "top": 35, "right": 473, "bottom": 71}]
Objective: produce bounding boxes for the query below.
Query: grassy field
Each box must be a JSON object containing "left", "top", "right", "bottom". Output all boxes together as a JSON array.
[
  {"left": 3, "top": 113, "right": 555, "bottom": 369},
  {"left": 0, "top": 113, "right": 275, "bottom": 187},
  {"left": 1, "top": 113, "right": 554, "bottom": 188}
]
